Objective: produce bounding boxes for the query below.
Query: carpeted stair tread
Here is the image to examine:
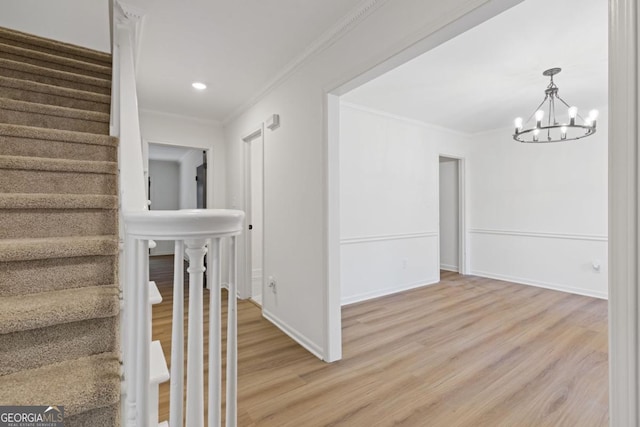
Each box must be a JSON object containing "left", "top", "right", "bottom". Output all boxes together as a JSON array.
[
  {"left": 0, "top": 75, "right": 110, "bottom": 113},
  {"left": 0, "top": 42, "right": 111, "bottom": 79},
  {"left": 0, "top": 285, "right": 119, "bottom": 334},
  {"left": 0, "top": 256, "right": 116, "bottom": 297},
  {"left": 0, "top": 317, "right": 118, "bottom": 376},
  {"left": 0, "top": 155, "right": 116, "bottom": 174},
  {"left": 0, "top": 352, "right": 121, "bottom": 417},
  {"left": 0, "top": 26, "right": 112, "bottom": 67},
  {"left": 0, "top": 193, "right": 117, "bottom": 209},
  {"left": 0, "top": 97, "right": 109, "bottom": 134},
  {"left": 0, "top": 122, "right": 116, "bottom": 147},
  {"left": 0, "top": 58, "right": 110, "bottom": 95},
  {"left": 0, "top": 235, "right": 118, "bottom": 262}
]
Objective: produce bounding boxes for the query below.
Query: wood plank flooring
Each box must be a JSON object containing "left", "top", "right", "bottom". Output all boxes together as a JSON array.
[{"left": 150, "top": 256, "right": 608, "bottom": 426}]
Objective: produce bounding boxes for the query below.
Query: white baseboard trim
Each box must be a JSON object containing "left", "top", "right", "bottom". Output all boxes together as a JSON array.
[
  {"left": 470, "top": 269, "right": 608, "bottom": 300},
  {"left": 251, "top": 294, "right": 263, "bottom": 306},
  {"left": 262, "top": 308, "right": 324, "bottom": 360},
  {"left": 440, "top": 264, "right": 459, "bottom": 272},
  {"left": 341, "top": 277, "right": 439, "bottom": 306}
]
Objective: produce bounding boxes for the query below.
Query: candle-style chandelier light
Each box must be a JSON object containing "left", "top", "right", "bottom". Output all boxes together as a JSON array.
[{"left": 513, "top": 68, "right": 598, "bottom": 143}]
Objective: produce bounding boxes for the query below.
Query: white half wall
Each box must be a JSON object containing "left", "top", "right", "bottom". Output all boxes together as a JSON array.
[
  {"left": 0, "top": 0, "right": 111, "bottom": 52},
  {"left": 339, "top": 104, "right": 470, "bottom": 304},
  {"left": 467, "top": 110, "right": 609, "bottom": 299},
  {"left": 439, "top": 158, "right": 459, "bottom": 271}
]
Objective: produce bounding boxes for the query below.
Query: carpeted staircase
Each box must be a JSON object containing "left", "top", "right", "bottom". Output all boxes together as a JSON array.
[{"left": 0, "top": 27, "right": 121, "bottom": 426}]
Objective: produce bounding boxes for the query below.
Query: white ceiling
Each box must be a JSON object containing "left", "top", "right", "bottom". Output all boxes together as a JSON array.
[
  {"left": 126, "top": 0, "right": 363, "bottom": 122},
  {"left": 148, "top": 144, "right": 198, "bottom": 162},
  {"left": 343, "top": 0, "right": 608, "bottom": 134}
]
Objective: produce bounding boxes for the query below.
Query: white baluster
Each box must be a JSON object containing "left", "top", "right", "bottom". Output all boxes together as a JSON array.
[
  {"left": 170, "top": 240, "right": 185, "bottom": 427},
  {"left": 185, "top": 239, "right": 207, "bottom": 427},
  {"left": 124, "top": 235, "right": 137, "bottom": 427},
  {"left": 226, "top": 236, "right": 238, "bottom": 427},
  {"left": 136, "top": 239, "right": 150, "bottom": 427},
  {"left": 208, "top": 238, "right": 222, "bottom": 427}
]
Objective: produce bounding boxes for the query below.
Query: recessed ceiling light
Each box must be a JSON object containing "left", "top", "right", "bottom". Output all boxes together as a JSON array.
[{"left": 192, "top": 82, "right": 207, "bottom": 90}]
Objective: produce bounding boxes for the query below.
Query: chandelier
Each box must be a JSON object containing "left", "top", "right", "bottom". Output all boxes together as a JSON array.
[{"left": 513, "top": 68, "right": 598, "bottom": 143}]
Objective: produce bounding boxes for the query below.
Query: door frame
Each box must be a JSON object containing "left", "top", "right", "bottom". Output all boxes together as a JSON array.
[
  {"left": 437, "top": 155, "right": 467, "bottom": 276},
  {"left": 241, "top": 125, "right": 265, "bottom": 300}
]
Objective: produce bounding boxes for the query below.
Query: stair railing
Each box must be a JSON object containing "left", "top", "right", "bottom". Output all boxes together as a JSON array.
[{"left": 124, "top": 210, "right": 244, "bottom": 427}]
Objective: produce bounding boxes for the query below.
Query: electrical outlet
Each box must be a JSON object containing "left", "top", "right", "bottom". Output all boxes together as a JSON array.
[
  {"left": 402, "top": 259, "right": 408, "bottom": 269},
  {"left": 268, "top": 276, "right": 277, "bottom": 293}
]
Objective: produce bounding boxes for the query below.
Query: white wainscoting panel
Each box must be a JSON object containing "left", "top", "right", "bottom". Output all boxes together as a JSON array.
[
  {"left": 341, "top": 232, "right": 439, "bottom": 305},
  {"left": 469, "top": 229, "right": 608, "bottom": 299}
]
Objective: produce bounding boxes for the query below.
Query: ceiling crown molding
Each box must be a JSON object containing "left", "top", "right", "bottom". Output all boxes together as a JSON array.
[{"left": 223, "top": 0, "right": 389, "bottom": 125}]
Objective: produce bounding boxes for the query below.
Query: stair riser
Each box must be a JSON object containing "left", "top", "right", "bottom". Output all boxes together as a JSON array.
[
  {"left": 0, "top": 136, "right": 116, "bottom": 162},
  {"left": 0, "top": 210, "right": 116, "bottom": 239},
  {"left": 0, "top": 316, "right": 118, "bottom": 376},
  {"left": 0, "top": 65, "right": 110, "bottom": 95},
  {"left": 0, "top": 170, "right": 116, "bottom": 194},
  {"left": 0, "top": 49, "right": 111, "bottom": 80},
  {"left": 0, "top": 84, "right": 110, "bottom": 113},
  {"left": 0, "top": 256, "right": 116, "bottom": 296},
  {"left": 0, "top": 108, "right": 109, "bottom": 134},
  {"left": 0, "top": 35, "right": 112, "bottom": 68}
]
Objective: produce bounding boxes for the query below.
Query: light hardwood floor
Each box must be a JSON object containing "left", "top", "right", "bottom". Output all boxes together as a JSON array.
[{"left": 151, "top": 256, "right": 608, "bottom": 426}]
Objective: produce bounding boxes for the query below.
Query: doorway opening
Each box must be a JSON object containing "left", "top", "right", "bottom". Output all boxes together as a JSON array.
[
  {"left": 438, "top": 156, "right": 464, "bottom": 274},
  {"left": 147, "top": 142, "right": 210, "bottom": 256}
]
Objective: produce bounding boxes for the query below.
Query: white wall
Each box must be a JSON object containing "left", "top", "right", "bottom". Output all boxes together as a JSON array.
[
  {"left": 149, "top": 160, "right": 180, "bottom": 255},
  {"left": 467, "top": 110, "right": 609, "bottom": 298},
  {"left": 439, "top": 158, "right": 459, "bottom": 271},
  {"left": 339, "top": 104, "right": 469, "bottom": 304},
  {"left": 223, "top": 0, "right": 523, "bottom": 360},
  {"left": 140, "top": 110, "right": 226, "bottom": 210},
  {"left": 179, "top": 149, "right": 204, "bottom": 209},
  {"left": 0, "top": 0, "right": 111, "bottom": 52}
]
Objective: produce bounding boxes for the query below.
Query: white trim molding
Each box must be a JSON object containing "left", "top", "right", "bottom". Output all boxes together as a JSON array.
[
  {"left": 470, "top": 270, "right": 608, "bottom": 300},
  {"left": 609, "top": 0, "right": 640, "bottom": 424},
  {"left": 340, "top": 231, "right": 438, "bottom": 245},
  {"left": 468, "top": 228, "right": 608, "bottom": 242},
  {"left": 341, "top": 278, "right": 440, "bottom": 306},
  {"left": 262, "top": 309, "right": 324, "bottom": 360}
]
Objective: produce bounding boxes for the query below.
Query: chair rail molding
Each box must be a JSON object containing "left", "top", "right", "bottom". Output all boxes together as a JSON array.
[
  {"left": 340, "top": 231, "right": 438, "bottom": 245},
  {"left": 468, "top": 228, "right": 608, "bottom": 242}
]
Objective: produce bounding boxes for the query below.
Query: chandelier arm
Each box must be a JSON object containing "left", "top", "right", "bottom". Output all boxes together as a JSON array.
[
  {"left": 525, "top": 95, "right": 549, "bottom": 124},
  {"left": 556, "top": 93, "right": 587, "bottom": 121},
  {"left": 547, "top": 96, "right": 553, "bottom": 141}
]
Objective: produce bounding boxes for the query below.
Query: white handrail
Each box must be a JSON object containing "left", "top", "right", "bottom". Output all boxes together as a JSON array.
[{"left": 125, "top": 209, "right": 244, "bottom": 427}]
